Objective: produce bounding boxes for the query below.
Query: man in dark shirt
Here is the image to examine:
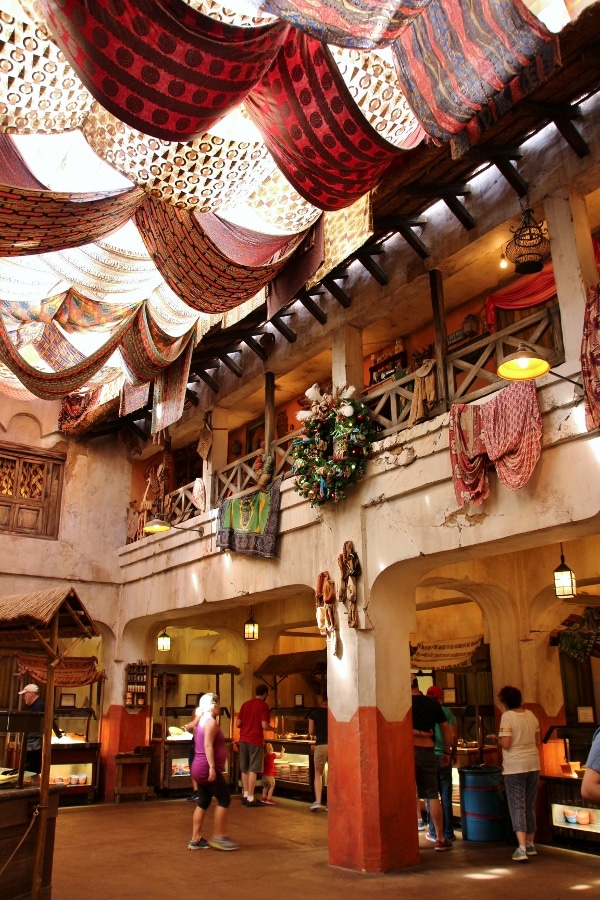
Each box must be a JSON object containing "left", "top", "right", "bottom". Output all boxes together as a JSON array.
[
  {"left": 412, "top": 679, "right": 453, "bottom": 851},
  {"left": 308, "top": 696, "right": 328, "bottom": 811},
  {"left": 18, "top": 683, "right": 45, "bottom": 780}
]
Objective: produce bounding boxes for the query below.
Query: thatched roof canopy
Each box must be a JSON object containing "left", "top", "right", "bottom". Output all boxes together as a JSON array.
[{"left": 0, "top": 587, "right": 99, "bottom": 644}]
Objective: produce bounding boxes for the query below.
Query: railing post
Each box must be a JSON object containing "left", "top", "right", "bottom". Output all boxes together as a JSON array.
[{"left": 429, "top": 268, "right": 450, "bottom": 411}]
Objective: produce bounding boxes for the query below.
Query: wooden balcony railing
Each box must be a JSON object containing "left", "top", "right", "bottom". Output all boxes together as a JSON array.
[{"left": 133, "top": 303, "right": 563, "bottom": 539}]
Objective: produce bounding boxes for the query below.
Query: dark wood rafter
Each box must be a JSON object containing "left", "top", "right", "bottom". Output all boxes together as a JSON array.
[
  {"left": 244, "top": 334, "right": 268, "bottom": 361},
  {"left": 297, "top": 288, "right": 327, "bottom": 324},
  {"left": 196, "top": 369, "right": 220, "bottom": 393},
  {"left": 184, "top": 388, "right": 198, "bottom": 407},
  {"left": 373, "top": 216, "right": 429, "bottom": 259},
  {"left": 519, "top": 100, "right": 590, "bottom": 157},
  {"left": 321, "top": 272, "right": 351, "bottom": 307},
  {"left": 465, "top": 146, "right": 529, "bottom": 197},
  {"left": 355, "top": 244, "right": 388, "bottom": 284},
  {"left": 218, "top": 351, "right": 243, "bottom": 376},
  {"left": 270, "top": 312, "right": 297, "bottom": 342},
  {"left": 408, "top": 183, "right": 475, "bottom": 230}
]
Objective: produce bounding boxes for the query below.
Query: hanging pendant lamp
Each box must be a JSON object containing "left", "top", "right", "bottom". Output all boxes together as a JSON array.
[
  {"left": 553, "top": 544, "right": 576, "bottom": 599},
  {"left": 504, "top": 201, "right": 551, "bottom": 275},
  {"left": 157, "top": 629, "right": 171, "bottom": 651},
  {"left": 244, "top": 607, "right": 258, "bottom": 641}
]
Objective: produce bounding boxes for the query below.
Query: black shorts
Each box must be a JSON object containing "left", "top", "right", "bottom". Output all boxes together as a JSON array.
[
  {"left": 197, "top": 772, "right": 231, "bottom": 811},
  {"left": 414, "top": 746, "right": 440, "bottom": 800}
]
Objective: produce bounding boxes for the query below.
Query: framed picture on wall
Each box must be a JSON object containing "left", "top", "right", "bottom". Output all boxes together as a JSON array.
[
  {"left": 577, "top": 706, "right": 594, "bottom": 723},
  {"left": 442, "top": 689, "right": 456, "bottom": 705},
  {"left": 60, "top": 693, "right": 76, "bottom": 707},
  {"left": 294, "top": 693, "right": 304, "bottom": 707},
  {"left": 185, "top": 694, "right": 198, "bottom": 707}
]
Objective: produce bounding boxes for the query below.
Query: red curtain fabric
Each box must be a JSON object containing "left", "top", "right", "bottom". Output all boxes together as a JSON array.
[
  {"left": 392, "top": 0, "right": 559, "bottom": 144},
  {"left": 248, "top": 0, "right": 432, "bottom": 48},
  {"left": 120, "top": 305, "right": 196, "bottom": 385},
  {"left": 39, "top": 0, "right": 289, "bottom": 142},
  {"left": 486, "top": 238, "right": 600, "bottom": 331},
  {"left": 135, "top": 196, "right": 294, "bottom": 313},
  {"left": 195, "top": 213, "right": 305, "bottom": 268},
  {"left": 245, "top": 30, "right": 403, "bottom": 211}
]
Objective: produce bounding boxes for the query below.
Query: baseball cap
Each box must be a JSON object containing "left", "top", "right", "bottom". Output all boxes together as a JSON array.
[
  {"left": 18, "top": 683, "right": 40, "bottom": 695},
  {"left": 426, "top": 685, "right": 443, "bottom": 700}
]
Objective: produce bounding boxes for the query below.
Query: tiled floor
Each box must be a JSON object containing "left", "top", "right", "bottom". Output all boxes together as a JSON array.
[{"left": 51, "top": 796, "right": 600, "bottom": 900}]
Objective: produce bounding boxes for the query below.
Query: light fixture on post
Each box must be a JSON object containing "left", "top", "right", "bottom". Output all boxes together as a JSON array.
[
  {"left": 244, "top": 607, "right": 258, "bottom": 641},
  {"left": 157, "top": 629, "right": 171, "bottom": 652},
  {"left": 496, "top": 342, "right": 583, "bottom": 387},
  {"left": 143, "top": 516, "right": 203, "bottom": 537},
  {"left": 504, "top": 200, "right": 551, "bottom": 275},
  {"left": 553, "top": 543, "right": 576, "bottom": 599}
]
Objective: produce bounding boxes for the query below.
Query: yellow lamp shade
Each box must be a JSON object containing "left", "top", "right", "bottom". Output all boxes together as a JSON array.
[{"left": 497, "top": 349, "right": 551, "bottom": 381}]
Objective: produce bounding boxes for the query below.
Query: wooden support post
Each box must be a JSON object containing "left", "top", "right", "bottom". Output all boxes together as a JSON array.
[
  {"left": 264, "top": 372, "right": 275, "bottom": 452},
  {"left": 429, "top": 269, "right": 449, "bottom": 411}
]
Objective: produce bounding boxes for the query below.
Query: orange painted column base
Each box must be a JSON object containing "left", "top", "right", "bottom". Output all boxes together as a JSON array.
[{"left": 328, "top": 706, "right": 419, "bottom": 873}]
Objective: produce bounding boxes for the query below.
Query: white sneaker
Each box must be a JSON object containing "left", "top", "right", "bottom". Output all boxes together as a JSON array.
[{"left": 311, "top": 801, "right": 324, "bottom": 811}]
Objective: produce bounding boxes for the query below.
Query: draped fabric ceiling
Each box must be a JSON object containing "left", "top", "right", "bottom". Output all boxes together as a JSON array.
[{"left": 0, "top": 0, "right": 563, "bottom": 432}]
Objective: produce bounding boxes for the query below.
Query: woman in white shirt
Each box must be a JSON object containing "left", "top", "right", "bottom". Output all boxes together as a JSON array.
[{"left": 489, "top": 685, "right": 541, "bottom": 863}]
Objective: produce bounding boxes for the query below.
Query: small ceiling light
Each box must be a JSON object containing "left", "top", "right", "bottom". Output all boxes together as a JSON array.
[
  {"left": 143, "top": 516, "right": 171, "bottom": 534},
  {"left": 244, "top": 607, "right": 258, "bottom": 641},
  {"left": 497, "top": 344, "right": 551, "bottom": 381},
  {"left": 553, "top": 544, "right": 576, "bottom": 599},
  {"left": 500, "top": 250, "right": 508, "bottom": 270},
  {"left": 157, "top": 629, "right": 171, "bottom": 652},
  {"left": 505, "top": 202, "right": 551, "bottom": 275}
]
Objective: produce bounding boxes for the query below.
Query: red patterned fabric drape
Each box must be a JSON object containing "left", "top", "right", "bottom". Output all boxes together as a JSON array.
[
  {"left": 245, "top": 30, "right": 403, "bottom": 211},
  {"left": 196, "top": 213, "right": 305, "bottom": 267},
  {"left": 39, "top": 0, "right": 289, "bottom": 142},
  {"left": 392, "top": 0, "right": 559, "bottom": 144},
  {"left": 248, "top": 0, "right": 432, "bottom": 47},
  {"left": 581, "top": 282, "right": 600, "bottom": 433},
  {"left": 135, "top": 196, "right": 292, "bottom": 313},
  {"left": 448, "top": 381, "right": 541, "bottom": 507},
  {"left": 151, "top": 334, "right": 195, "bottom": 434},
  {"left": 485, "top": 239, "right": 600, "bottom": 331}
]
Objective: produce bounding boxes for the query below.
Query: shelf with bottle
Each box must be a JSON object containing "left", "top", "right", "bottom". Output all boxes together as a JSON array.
[{"left": 125, "top": 662, "right": 150, "bottom": 708}]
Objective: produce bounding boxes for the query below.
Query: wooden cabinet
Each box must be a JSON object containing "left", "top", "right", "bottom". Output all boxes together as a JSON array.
[{"left": 125, "top": 662, "right": 149, "bottom": 708}]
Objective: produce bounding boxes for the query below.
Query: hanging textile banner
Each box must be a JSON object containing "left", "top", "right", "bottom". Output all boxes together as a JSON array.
[
  {"left": 411, "top": 635, "right": 483, "bottom": 670},
  {"left": 216, "top": 476, "right": 282, "bottom": 558},
  {"left": 15, "top": 653, "right": 105, "bottom": 686}
]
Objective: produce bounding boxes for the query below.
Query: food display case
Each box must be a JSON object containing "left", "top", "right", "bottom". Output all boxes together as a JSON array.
[
  {"left": 541, "top": 724, "right": 599, "bottom": 848},
  {"left": 149, "top": 663, "right": 239, "bottom": 794},
  {"left": 50, "top": 709, "right": 100, "bottom": 802},
  {"left": 268, "top": 708, "right": 320, "bottom": 797}
]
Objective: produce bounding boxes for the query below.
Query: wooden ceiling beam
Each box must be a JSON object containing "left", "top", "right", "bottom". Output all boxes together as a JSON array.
[
  {"left": 270, "top": 313, "right": 297, "bottom": 343},
  {"left": 374, "top": 216, "right": 430, "bottom": 259},
  {"left": 297, "top": 288, "right": 327, "bottom": 325}
]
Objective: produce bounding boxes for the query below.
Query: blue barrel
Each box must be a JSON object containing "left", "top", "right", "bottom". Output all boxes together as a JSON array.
[{"left": 459, "top": 765, "right": 505, "bottom": 841}]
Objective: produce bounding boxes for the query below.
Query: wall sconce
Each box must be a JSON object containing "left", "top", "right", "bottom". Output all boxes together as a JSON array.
[
  {"left": 504, "top": 202, "right": 551, "bottom": 274},
  {"left": 500, "top": 249, "right": 508, "bottom": 269},
  {"left": 244, "top": 607, "right": 258, "bottom": 641},
  {"left": 462, "top": 314, "right": 479, "bottom": 338},
  {"left": 553, "top": 544, "right": 576, "bottom": 599},
  {"left": 157, "top": 629, "right": 171, "bottom": 652}
]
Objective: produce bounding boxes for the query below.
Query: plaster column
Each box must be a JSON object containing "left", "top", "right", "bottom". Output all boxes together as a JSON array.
[
  {"left": 327, "top": 566, "right": 420, "bottom": 872},
  {"left": 544, "top": 188, "right": 598, "bottom": 361},
  {"left": 331, "top": 324, "right": 365, "bottom": 394}
]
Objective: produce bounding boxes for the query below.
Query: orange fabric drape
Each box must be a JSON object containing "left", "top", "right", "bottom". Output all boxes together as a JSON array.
[{"left": 15, "top": 653, "right": 105, "bottom": 686}]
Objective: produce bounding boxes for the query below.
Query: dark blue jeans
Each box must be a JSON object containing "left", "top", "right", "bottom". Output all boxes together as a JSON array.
[{"left": 425, "top": 758, "right": 454, "bottom": 840}]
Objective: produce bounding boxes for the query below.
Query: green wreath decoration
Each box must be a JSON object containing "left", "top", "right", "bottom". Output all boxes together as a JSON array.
[{"left": 291, "top": 386, "right": 377, "bottom": 506}]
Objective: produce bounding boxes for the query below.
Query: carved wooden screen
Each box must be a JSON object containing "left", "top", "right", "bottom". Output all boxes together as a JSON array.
[{"left": 0, "top": 442, "right": 65, "bottom": 538}]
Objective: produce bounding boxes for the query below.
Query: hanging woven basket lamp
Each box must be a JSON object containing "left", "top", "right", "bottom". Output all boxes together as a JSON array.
[{"left": 504, "top": 203, "right": 551, "bottom": 275}]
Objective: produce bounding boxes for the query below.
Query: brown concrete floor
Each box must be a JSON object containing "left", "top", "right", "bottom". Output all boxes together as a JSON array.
[{"left": 51, "top": 796, "right": 600, "bottom": 900}]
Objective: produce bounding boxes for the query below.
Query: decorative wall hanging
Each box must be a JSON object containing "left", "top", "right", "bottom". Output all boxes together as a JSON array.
[
  {"left": 216, "top": 476, "right": 282, "bottom": 557},
  {"left": 291, "top": 384, "right": 377, "bottom": 505},
  {"left": 337, "top": 540, "right": 361, "bottom": 629},
  {"left": 315, "top": 570, "right": 336, "bottom": 639}
]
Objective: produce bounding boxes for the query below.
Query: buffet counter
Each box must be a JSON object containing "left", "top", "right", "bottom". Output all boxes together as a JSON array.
[
  {"left": 150, "top": 737, "right": 234, "bottom": 794},
  {"left": 49, "top": 738, "right": 100, "bottom": 802},
  {"left": 271, "top": 738, "right": 316, "bottom": 796},
  {"left": 541, "top": 774, "right": 600, "bottom": 848}
]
